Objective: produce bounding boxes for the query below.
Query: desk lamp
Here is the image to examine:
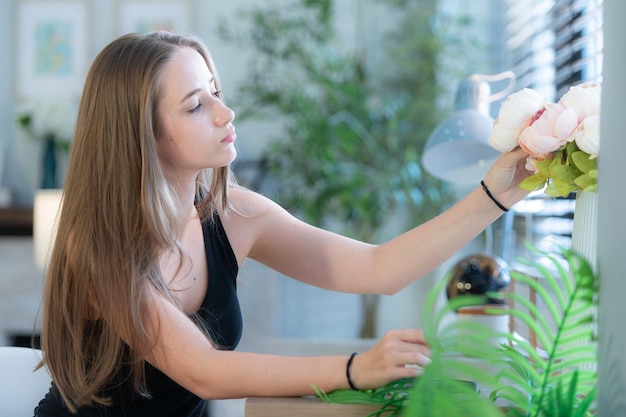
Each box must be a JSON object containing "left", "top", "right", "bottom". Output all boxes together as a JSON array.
[{"left": 422, "top": 71, "right": 516, "bottom": 185}]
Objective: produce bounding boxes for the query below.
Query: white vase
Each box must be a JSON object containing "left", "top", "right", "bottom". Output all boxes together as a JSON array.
[{"left": 571, "top": 190, "right": 599, "bottom": 273}]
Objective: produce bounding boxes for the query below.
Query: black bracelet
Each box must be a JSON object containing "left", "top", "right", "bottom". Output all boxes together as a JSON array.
[
  {"left": 480, "top": 180, "right": 509, "bottom": 212},
  {"left": 346, "top": 352, "right": 358, "bottom": 390}
]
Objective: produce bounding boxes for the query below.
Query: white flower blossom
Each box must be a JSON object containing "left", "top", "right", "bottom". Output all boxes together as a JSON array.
[
  {"left": 17, "top": 99, "right": 78, "bottom": 145},
  {"left": 489, "top": 88, "right": 546, "bottom": 152},
  {"left": 575, "top": 114, "right": 600, "bottom": 159},
  {"left": 558, "top": 82, "right": 601, "bottom": 123}
]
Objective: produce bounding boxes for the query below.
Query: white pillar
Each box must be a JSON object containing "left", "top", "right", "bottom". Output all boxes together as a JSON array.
[{"left": 597, "top": 0, "right": 626, "bottom": 414}]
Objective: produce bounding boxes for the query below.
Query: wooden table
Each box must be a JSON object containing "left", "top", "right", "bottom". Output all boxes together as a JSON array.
[
  {"left": 245, "top": 396, "right": 510, "bottom": 416},
  {"left": 245, "top": 397, "right": 386, "bottom": 417}
]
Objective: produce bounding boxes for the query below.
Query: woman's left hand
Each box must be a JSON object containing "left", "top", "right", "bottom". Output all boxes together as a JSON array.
[{"left": 348, "top": 329, "right": 430, "bottom": 390}]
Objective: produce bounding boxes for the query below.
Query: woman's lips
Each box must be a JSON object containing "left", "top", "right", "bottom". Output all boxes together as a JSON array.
[{"left": 221, "top": 131, "right": 237, "bottom": 143}]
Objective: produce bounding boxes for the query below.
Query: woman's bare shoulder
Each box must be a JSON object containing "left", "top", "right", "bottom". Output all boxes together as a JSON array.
[
  {"left": 220, "top": 187, "right": 291, "bottom": 259},
  {"left": 227, "top": 186, "right": 285, "bottom": 219}
]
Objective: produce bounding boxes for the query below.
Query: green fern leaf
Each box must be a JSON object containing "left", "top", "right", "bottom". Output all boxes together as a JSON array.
[
  {"left": 508, "top": 270, "right": 564, "bottom": 325},
  {"left": 402, "top": 360, "right": 504, "bottom": 417},
  {"left": 499, "top": 249, "right": 598, "bottom": 416},
  {"left": 489, "top": 293, "right": 552, "bottom": 338},
  {"left": 573, "top": 386, "right": 597, "bottom": 417}
]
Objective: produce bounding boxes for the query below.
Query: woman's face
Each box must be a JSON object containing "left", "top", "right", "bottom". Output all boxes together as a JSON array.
[{"left": 156, "top": 46, "right": 237, "bottom": 179}]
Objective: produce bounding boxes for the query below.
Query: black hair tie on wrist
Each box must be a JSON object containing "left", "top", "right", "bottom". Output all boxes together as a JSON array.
[
  {"left": 481, "top": 180, "right": 509, "bottom": 212},
  {"left": 346, "top": 352, "right": 359, "bottom": 390}
]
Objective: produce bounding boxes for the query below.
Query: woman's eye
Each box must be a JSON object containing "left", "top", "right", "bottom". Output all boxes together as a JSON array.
[
  {"left": 212, "top": 90, "right": 222, "bottom": 98},
  {"left": 189, "top": 103, "right": 202, "bottom": 113}
]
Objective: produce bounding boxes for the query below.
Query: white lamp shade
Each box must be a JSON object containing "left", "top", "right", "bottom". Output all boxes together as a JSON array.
[
  {"left": 421, "top": 73, "right": 518, "bottom": 185},
  {"left": 33, "top": 189, "right": 63, "bottom": 269},
  {"left": 422, "top": 108, "right": 500, "bottom": 184}
]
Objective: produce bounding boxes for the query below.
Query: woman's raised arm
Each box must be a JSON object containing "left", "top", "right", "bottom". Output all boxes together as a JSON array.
[{"left": 225, "top": 147, "right": 530, "bottom": 295}]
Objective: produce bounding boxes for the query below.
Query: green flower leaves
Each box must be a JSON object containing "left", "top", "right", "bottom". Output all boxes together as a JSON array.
[{"left": 520, "top": 141, "right": 598, "bottom": 197}]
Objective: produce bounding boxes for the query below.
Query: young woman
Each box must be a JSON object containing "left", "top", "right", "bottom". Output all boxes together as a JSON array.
[{"left": 34, "top": 31, "right": 531, "bottom": 416}]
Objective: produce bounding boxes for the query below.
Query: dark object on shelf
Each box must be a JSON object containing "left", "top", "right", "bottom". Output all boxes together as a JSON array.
[
  {"left": 446, "top": 253, "right": 509, "bottom": 305},
  {"left": 41, "top": 136, "right": 58, "bottom": 189},
  {"left": 0, "top": 207, "right": 33, "bottom": 236},
  {"left": 9, "top": 333, "right": 41, "bottom": 349}
]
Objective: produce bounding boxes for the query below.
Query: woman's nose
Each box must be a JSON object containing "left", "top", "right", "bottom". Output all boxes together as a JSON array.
[{"left": 214, "top": 101, "right": 235, "bottom": 127}]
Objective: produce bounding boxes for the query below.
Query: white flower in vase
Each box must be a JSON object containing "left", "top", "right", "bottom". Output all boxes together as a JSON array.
[
  {"left": 16, "top": 98, "right": 79, "bottom": 188},
  {"left": 16, "top": 99, "right": 78, "bottom": 152}
]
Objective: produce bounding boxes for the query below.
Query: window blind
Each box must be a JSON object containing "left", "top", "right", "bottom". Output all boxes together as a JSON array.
[
  {"left": 552, "top": 0, "right": 604, "bottom": 97},
  {"left": 503, "top": 0, "right": 603, "bottom": 100}
]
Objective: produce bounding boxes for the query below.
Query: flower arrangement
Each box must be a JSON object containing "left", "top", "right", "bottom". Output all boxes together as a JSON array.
[
  {"left": 16, "top": 99, "right": 78, "bottom": 153},
  {"left": 489, "top": 82, "right": 601, "bottom": 197}
]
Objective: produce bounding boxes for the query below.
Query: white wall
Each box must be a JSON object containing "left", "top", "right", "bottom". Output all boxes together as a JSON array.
[
  {"left": 597, "top": 0, "right": 626, "bottom": 414},
  {"left": 0, "top": 0, "right": 17, "bottom": 203}
]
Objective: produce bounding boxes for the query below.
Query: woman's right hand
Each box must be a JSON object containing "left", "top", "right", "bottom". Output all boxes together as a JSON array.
[
  {"left": 482, "top": 147, "right": 532, "bottom": 209},
  {"left": 349, "top": 329, "right": 430, "bottom": 390}
]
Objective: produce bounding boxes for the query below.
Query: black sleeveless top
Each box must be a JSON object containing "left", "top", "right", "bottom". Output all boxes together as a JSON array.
[{"left": 35, "top": 216, "right": 242, "bottom": 417}]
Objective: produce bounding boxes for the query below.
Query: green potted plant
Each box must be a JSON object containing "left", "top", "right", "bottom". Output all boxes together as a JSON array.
[{"left": 221, "top": 0, "right": 459, "bottom": 338}]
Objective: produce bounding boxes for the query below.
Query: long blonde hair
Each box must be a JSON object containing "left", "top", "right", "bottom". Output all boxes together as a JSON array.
[{"left": 39, "top": 31, "right": 231, "bottom": 412}]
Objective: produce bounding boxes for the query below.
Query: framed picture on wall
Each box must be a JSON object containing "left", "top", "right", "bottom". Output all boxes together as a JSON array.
[
  {"left": 117, "top": 0, "right": 193, "bottom": 35},
  {"left": 15, "top": 0, "right": 90, "bottom": 99}
]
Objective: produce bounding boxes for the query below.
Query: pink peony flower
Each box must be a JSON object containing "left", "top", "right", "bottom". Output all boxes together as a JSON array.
[
  {"left": 518, "top": 103, "right": 578, "bottom": 156},
  {"left": 489, "top": 88, "right": 546, "bottom": 152}
]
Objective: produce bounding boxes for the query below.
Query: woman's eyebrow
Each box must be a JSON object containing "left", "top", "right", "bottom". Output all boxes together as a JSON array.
[
  {"left": 179, "top": 76, "right": 215, "bottom": 104},
  {"left": 180, "top": 88, "right": 202, "bottom": 104}
]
